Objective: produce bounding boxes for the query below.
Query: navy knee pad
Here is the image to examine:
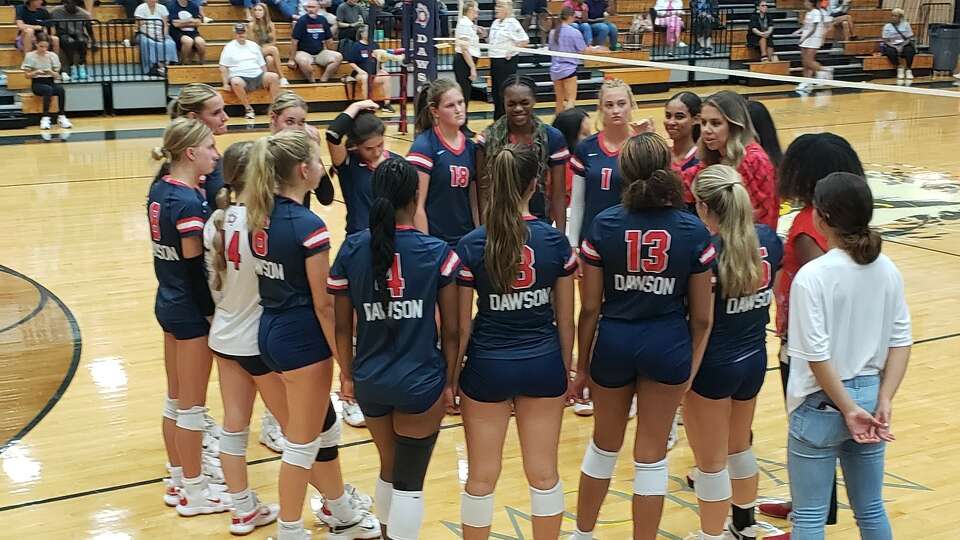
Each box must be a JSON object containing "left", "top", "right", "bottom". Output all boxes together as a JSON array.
[{"left": 392, "top": 433, "right": 439, "bottom": 492}]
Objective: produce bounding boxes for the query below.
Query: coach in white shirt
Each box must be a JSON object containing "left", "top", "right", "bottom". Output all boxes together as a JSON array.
[
  {"left": 786, "top": 172, "right": 911, "bottom": 540},
  {"left": 487, "top": 0, "right": 528, "bottom": 119},
  {"left": 219, "top": 23, "right": 282, "bottom": 120},
  {"left": 455, "top": 0, "right": 485, "bottom": 130}
]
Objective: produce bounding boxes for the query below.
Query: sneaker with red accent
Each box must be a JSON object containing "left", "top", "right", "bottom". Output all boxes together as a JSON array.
[
  {"left": 763, "top": 532, "right": 791, "bottom": 540},
  {"left": 758, "top": 501, "right": 792, "bottom": 520},
  {"left": 163, "top": 478, "right": 181, "bottom": 507},
  {"left": 230, "top": 496, "right": 279, "bottom": 535},
  {"left": 176, "top": 484, "right": 230, "bottom": 517}
]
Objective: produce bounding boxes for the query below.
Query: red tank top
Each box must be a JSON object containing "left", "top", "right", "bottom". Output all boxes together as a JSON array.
[{"left": 774, "top": 206, "right": 828, "bottom": 335}]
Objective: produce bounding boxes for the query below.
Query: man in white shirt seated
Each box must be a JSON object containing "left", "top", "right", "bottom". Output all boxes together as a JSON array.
[{"left": 219, "top": 23, "right": 282, "bottom": 119}]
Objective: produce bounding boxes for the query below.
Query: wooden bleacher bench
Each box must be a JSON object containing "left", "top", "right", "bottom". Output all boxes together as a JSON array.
[
  {"left": 746, "top": 60, "right": 790, "bottom": 75},
  {"left": 582, "top": 49, "right": 651, "bottom": 67},
  {"left": 19, "top": 93, "right": 57, "bottom": 114},
  {"left": 217, "top": 82, "right": 348, "bottom": 104},
  {"left": 731, "top": 44, "right": 760, "bottom": 62},
  {"left": 843, "top": 39, "right": 881, "bottom": 55},
  {"left": 168, "top": 62, "right": 354, "bottom": 85},
  {"left": 861, "top": 53, "right": 933, "bottom": 71},
  {"left": 602, "top": 66, "right": 670, "bottom": 85}
]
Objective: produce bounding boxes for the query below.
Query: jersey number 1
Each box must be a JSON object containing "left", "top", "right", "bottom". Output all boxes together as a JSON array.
[
  {"left": 600, "top": 168, "right": 613, "bottom": 191},
  {"left": 385, "top": 254, "right": 406, "bottom": 298},
  {"left": 624, "top": 230, "right": 671, "bottom": 273}
]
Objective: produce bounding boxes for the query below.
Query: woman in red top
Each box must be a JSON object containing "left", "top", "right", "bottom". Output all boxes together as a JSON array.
[
  {"left": 682, "top": 91, "right": 778, "bottom": 230},
  {"left": 758, "top": 132, "right": 865, "bottom": 534}
]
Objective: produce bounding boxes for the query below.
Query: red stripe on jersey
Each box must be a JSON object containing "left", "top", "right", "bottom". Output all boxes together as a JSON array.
[
  {"left": 457, "top": 265, "right": 474, "bottom": 281},
  {"left": 569, "top": 156, "right": 585, "bottom": 174},
  {"left": 550, "top": 148, "right": 570, "bottom": 161},
  {"left": 580, "top": 240, "right": 601, "bottom": 261},
  {"left": 303, "top": 228, "right": 330, "bottom": 249},
  {"left": 699, "top": 243, "right": 717, "bottom": 265},
  {"left": 440, "top": 251, "right": 461, "bottom": 277},
  {"left": 176, "top": 217, "right": 204, "bottom": 234},
  {"left": 406, "top": 153, "right": 433, "bottom": 170},
  {"left": 326, "top": 276, "right": 349, "bottom": 289}
]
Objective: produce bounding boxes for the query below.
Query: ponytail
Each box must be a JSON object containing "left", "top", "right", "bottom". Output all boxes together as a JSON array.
[
  {"left": 813, "top": 172, "right": 881, "bottom": 265},
  {"left": 244, "top": 137, "right": 279, "bottom": 231},
  {"left": 414, "top": 79, "right": 461, "bottom": 135},
  {"left": 150, "top": 118, "right": 212, "bottom": 185},
  {"left": 619, "top": 133, "right": 683, "bottom": 211},
  {"left": 369, "top": 158, "right": 419, "bottom": 301},
  {"left": 210, "top": 141, "right": 254, "bottom": 292},
  {"left": 692, "top": 165, "right": 761, "bottom": 297},
  {"left": 485, "top": 144, "right": 540, "bottom": 293}
]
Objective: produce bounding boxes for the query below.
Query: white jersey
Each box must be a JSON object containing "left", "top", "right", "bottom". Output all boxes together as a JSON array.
[{"left": 203, "top": 205, "right": 262, "bottom": 356}]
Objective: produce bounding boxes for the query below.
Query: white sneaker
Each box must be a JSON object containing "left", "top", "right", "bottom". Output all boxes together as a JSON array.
[
  {"left": 39, "top": 116, "right": 52, "bottom": 130},
  {"left": 795, "top": 83, "right": 811, "bottom": 96},
  {"left": 678, "top": 41, "right": 687, "bottom": 47},
  {"left": 666, "top": 413, "right": 679, "bottom": 450},
  {"left": 60, "top": 72, "right": 71, "bottom": 82},
  {"left": 260, "top": 411, "right": 286, "bottom": 453},
  {"left": 176, "top": 482, "right": 230, "bottom": 516},
  {"left": 325, "top": 511, "right": 381, "bottom": 539},
  {"left": 573, "top": 401, "right": 594, "bottom": 416},
  {"left": 163, "top": 478, "right": 181, "bottom": 507},
  {"left": 897, "top": 66, "right": 905, "bottom": 79},
  {"left": 280, "top": 77, "right": 291, "bottom": 86},
  {"left": 314, "top": 484, "right": 373, "bottom": 526},
  {"left": 203, "top": 16, "right": 214, "bottom": 23},
  {"left": 905, "top": 69, "right": 914, "bottom": 80},
  {"left": 342, "top": 399, "right": 366, "bottom": 427},
  {"left": 56, "top": 115, "right": 72, "bottom": 129},
  {"left": 628, "top": 395, "right": 638, "bottom": 419},
  {"left": 230, "top": 494, "right": 279, "bottom": 535}
]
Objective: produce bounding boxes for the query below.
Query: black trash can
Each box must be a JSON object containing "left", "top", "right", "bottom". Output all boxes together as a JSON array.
[{"left": 929, "top": 23, "right": 960, "bottom": 71}]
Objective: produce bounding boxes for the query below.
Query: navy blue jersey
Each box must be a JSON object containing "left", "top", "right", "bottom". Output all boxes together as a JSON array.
[
  {"left": 580, "top": 205, "right": 715, "bottom": 321},
  {"left": 337, "top": 150, "right": 401, "bottom": 235},
  {"left": 343, "top": 40, "right": 378, "bottom": 75},
  {"left": 407, "top": 128, "right": 477, "bottom": 245},
  {"left": 167, "top": 0, "right": 201, "bottom": 34},
  {"left": 202, "top": 160, "right": 224, "bottom": 211},
  {"left": 328, "top": 226, "right": 460, "bottom": 390},
  {"left": 570, "top": 133, "right": 623, "bottom": 242},
  {"left": 292, "top": 14, "right": 332, "bottom": 55},
  {"left": 251, "top": 196, "right": 331, "bottom": 311},
  {"left": 148, "top": 176, "right": 214, "bottom": 312},
  {"left": 456, "top": 217, "right": 578, "bottom": 358},
  {"left": 477, "top": 125, "right": 569, "bottom": 220},
  {"left": 703, "top": 225, "right": 783, "bottom": 366}
]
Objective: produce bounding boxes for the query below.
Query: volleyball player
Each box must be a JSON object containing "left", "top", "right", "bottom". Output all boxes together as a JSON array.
[
  {"left": 245, "top": 130, "right": 378, "bottom": 539},
  {"left": 476, "top": 75, "right": 569, "bottom": 230},
  {"left": 269, "top": 91, "right": 335, "bottom": 208},
  {"left": 551, "top": 107, "right": 591, "bottom": 217},
  {"left": 327, "top": 99, "right": 400, "bottom": 235},
  {"left": 328, "top": 158, "right": 460, "bottom": 540},
  {"left": 409, "top": 79, "right": 479, "bottom": 245},
  {"left": 663, "top": 91, "right": 702, "bottom": 186},
  {"left": 456, "top": 144, "right": 576, "bottom": 540},
  {"left": 570, "top": 133, "right": 714, "bottom": 540},
  {"left": 203, "top": 141, "right": 281, "bottom": 533},
  {"left": 148, "top": 118, "right": 225, "bottom": 514},
  {"left": 686, "top": 165, "right": 783, "bottom": 540},
  {"left": 168, "top": 83, "right": 229, "bottom": 211}
]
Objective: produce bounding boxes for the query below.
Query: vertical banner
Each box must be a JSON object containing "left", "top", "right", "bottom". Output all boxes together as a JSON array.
[{"left": 410, "top": 0, "right": 437, "bottom": 94}]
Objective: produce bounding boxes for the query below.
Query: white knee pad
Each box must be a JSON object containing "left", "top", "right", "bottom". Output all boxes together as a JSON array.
[
  {"left": 460, "top": 492, "right": 494, "bottom": 528},
  {"left": 162, "top": 397, "right": 178, "bottom": 420},
  {"left": 281, "top": 434, "right": 324, "bottom": 470},
  {"left": 727, "top": 448, "right": 758, "bottom": 480},
  {"left": 529, "top": 481, "right": 565, "bottom": 517},
  {"left": 633, "top": 458, "right": 668, "bottom": 496},
  {"left": 318, "top": 414, "right": 342, "bottom": 448},
  {"left": 175, "top": 405, "right": 208, "bottom": 431},
  {"left": 374, "top": 478, "right": 393, "bottom": 523},
  {"left": 219, "top": 429, "right": 249, "bottom": 457},
  {"left": 693, "top": 468, "right": 732, "bottom": 502},
  {"left": 581, "top": 440, "right": 618, "bottom": 480}
]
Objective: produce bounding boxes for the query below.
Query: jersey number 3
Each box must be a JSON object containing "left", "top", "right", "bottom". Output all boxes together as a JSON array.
[
  {"left": 449, "top": 165, "right": 470, "bottom": 188},
  {"left": 625, "top": 230, "right": 671, "bottom": 273}
]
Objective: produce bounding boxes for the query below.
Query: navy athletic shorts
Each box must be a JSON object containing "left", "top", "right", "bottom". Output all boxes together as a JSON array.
[
  {"left": 591, "top": 315, "right": 692, "bottom": 388},
  {"left": 459, "top": 349, "right": 567, "bottom": 403},
  {"left": 156, "top": 302, "right": 210, "bottom": 341},
  {"left": 691, "top": 348, "right": 767, "bottom": 401},
  {"left": 259, "top": 306, "right": 332, "bottom": 372},
  {"left": 355, "top": 376, "right": 445, "bottom": 418},
  {"left": 213, "top": 350, "right": 273, "bottom": 377}
]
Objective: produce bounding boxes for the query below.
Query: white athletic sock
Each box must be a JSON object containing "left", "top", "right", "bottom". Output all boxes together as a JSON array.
[
  {"left": 572, "top": 529, "right": 593, "bottom": 540},
  {"left": 232, "top": 488, "right": 255, "bottom": 513},
  {"left": 168, "top": 466, "right": 184, "bottom": 487},
  {"left": 387, "top": 489, "right": 424, "bottom": 540},
  {"left": 374, "top": 477, "right": 393, "bottom": 523},
  {"left": 182, "top": 475, "right": 205, "bottom": 497},
  {"left": 278, "top": 518, "right": 303, "bottom": 531},
  {"left": 327, "top": 491, "right": 358, "bottom": 523}
]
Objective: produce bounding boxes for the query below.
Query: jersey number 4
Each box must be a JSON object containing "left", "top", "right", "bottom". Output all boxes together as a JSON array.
[
  {"left": 226, "top": 232, "right": 242, "bottom": 269},
  {"left": 624, "top": 230, "right": 671, "bottom": 273},
  {"left": 449, "top": 165, "right": 470, "bottom": 188},
  {"left": 384, "top": 253, "right": 406, "bottom": 298}
]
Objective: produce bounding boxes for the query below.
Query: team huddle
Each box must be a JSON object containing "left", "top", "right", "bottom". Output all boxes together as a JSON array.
[{"left": 147, "top": 78, "right": 912, "bottom": 540}]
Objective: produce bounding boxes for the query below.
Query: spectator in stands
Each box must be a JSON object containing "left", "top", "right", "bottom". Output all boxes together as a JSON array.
[
  {"left": 562, "top": 0, "right": 593, "bottom": 43},
  {"left": 16, "top": 0, "right": 59, "bottom": 56},
  {"left": 882, "top": 8, "right": 916, "bottom": 81},
  {"left": 827, "top": 0, "right": 856, "bottom": 42},
  {"left": 455, "top": 0, "right": 484, "bottom": 132},
  {"left": 487, "top": 0, "right": 529, "bottom": 120},
  {"left": 266, "top": 0, "right": 301, "bottom": 21},
  {"left": 550, "top": 7, "right": 607, "bottom": 113},
  {"left": 136, "top": 0, "right": 179, "bottom": 76},
  {"left": 520, "top": 0, "right": 549, "bottom": 45},
  {"left": 49, "top": 0, "right": 95, "bottom": 81},
  {"left": 229, "top": 0, "right": 256, "bottom": 21},
  {"left": 585, "top": 0, "right": 618, "bottom": 50},
  {"left": 342, "top": 24, "right": 403, "bottom": 110},
  {"left": 653, "top": 0, "right": 685, "bottom": 52},
  {"left": 220, "top": 23, "right": 282, "bottom": 119},
  {"left": 289, "top": 0, "right": 343, "bottom": 82},
  {"left": 337, "top": 0, "right": 365, "bottom": 42},
  {"left": 317, "top": 0, "right": 339, "bottom": 33},
  {"left": 691, "top": 0, "right": 718, "bottom": 55},
  {"left": 116, "top": 0, "right": 141, "bottom": 19},
  {"left": 747, "top": 0, "right": 777, "bottom": 61},
  {"left": 21, "top": 33, "right": 72, "bottom": 130},
  {"left": 249, "top": 3, "right": 291, "bottom": 86},
  {"left": 169, "top": 0, "right": 207, "bottom": 64}
]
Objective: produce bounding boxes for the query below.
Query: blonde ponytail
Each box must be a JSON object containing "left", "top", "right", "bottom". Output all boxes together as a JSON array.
[
  {"left": 692, "top": 164, "right": 761, "bottom": 298},
  {"left": 484, "top": 144, "right": 540, "bottom": 293},
  {"left": 243, "top": 131, "right": 316, "bottom": 231},
  {"left": 210, "top": 141, "right": 254, "bottom": 291}
]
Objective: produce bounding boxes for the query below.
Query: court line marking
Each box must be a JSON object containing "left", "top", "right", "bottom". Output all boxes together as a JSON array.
[
  {"left": 439, "top": 40, "right": 960, "bottom": 99},
  {"left": 0, "top": 265, "right": 83, "bottom": 457},
  {"left": 0, "top": 274, "right": 46, "bottom": 334},
  {"left": 0, "top": 421, "right": 463, "bottom": 513},
  {"left": 885, "top": 237, "right": 960, "bottom": 259}
]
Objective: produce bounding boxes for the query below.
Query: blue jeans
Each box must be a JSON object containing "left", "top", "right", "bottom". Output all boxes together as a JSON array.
[
  {"left": 230, "top": 0, "right": 257, "bottom": 8},
  {"left": 268, "top": 0, "right": 299, "bottom": 20},
  {"left": 787, "top": 375, "right": 892, "bottom": 540},
  {"left": 590, "top": 21, "right": 618, "bottom": 48},
  {"left": 571, "top": 22, "right": 593, "bottom": 44},
  {"left": 139, "top": 34, "right": 178, "bottom": 73}
]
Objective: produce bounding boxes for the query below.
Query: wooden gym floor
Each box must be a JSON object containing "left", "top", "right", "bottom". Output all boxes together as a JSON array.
[{"left": 1, "top": 81, "right": 959, "bottom": 539}]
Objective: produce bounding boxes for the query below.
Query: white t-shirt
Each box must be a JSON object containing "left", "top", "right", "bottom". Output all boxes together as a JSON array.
[
  {"left": 799, "top": 8, "right": 828, "bottom": 49},
  {"left": 456, "top": 16, "right": 482, "bottom": 58},
  {"left": 135, "top": 3, "right": 169, "bottom": 40},
  {"left": 487, "top": 17, "right": 527, "bottom": 59},
  {"left": 786, "top": 249, "right": 912, "bottom": 413},
  {"left": 203, "top": 206, "right": 262, "bottom": 357},
  {"left": 882, "top": 21, "right": 913, "bottom": 46},
  {"left": 219, "top": 39, "right": 267, "bottom": 78}
]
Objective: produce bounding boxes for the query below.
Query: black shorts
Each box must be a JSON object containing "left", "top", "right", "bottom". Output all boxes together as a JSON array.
[
  {"left": 459, "top": 349, "right": 567, "bottom": 403},
  {"left": 213, "top": 350, "right": 273, "bottom": 377}
]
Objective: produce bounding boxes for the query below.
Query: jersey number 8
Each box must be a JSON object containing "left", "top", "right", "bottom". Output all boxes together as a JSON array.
[
  {"left": 149, "top": 202, "right": 162, "bottom": 241},
  {"left": 512, "top": 245, "right": 537, "bottom": 289},
  {"left": 624, "top": 229, "right": 671, "bottom": 273}
]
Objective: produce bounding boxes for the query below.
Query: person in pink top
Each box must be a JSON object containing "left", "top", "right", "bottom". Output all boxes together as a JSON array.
[
  {"left": 563, "top": 0, "right": 593, "bottom": 43},
  {"left": 654, "top": 0, "right": 686, "bottom": 50}
]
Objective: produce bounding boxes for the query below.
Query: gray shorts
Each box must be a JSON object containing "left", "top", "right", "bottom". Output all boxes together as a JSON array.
[{"left": 239, "top": 74, "right": 263, "bottom": 91}]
